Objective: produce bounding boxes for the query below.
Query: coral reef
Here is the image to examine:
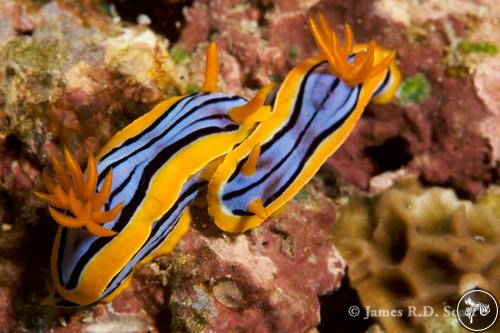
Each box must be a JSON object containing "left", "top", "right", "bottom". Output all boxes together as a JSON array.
[
  {"left": 176, "top": 0, "right": 499, "bottom": 197},
  {"left": 177, "top": 0, "right": 320, "bottom": 97},
  {"left": 0, "top": 0, "right": 184, "bottom": 225},
  {"left": 0, "top": 2, "right": 180, "bottom": 149},
  {"left": 307, "top": 0, "right": 498, "bottom": 197},
  {"left": 333, "top": 179, "right": 500, "bottom": 332},
  {"left": 168, "top": 189, "right": 344, "bottom": 332},
  {"left": 0, "top": 0, "right": 498, "bottom": 331},
  {"left": 45, "top": 185, "right": 344, "bottom": 333}
]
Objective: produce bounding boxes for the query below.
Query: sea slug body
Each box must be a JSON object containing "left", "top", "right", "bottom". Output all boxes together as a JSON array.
[
  {"left": 36, "top": 44, "right": 270, "bottom": 306},
  {"left": 207, "top": 16, "right": 401, "bottom": 232},
  {"left": 35, "top": 14, "right": 400, "bottom": 306}
]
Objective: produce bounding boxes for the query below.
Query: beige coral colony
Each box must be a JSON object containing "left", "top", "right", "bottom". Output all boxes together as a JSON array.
[{"left": 0, "top": 1, "right": 499, "bottom": 333}]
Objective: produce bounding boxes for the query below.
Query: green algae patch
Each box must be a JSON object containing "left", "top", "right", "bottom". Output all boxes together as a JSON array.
[
  {"left": 458, "top": 40, "right": 497, "bottom": 55},
  {"left": 293, "top": 189, "right": 310, "bottom": 201},
  {"left": 171, "top": 45, "right": 189, "bottom": 64},
  {"left": 185, "top": 82, "right": 200, "bottom": 94},
  {"left": 396, "top": 73, "right": 431, "bottom": 106},
  {"left": 288, "top": 45, "right": 298, "bottom": 60},
  {"left": 4, "top": 37, "right": 67, "bottom": 72}
]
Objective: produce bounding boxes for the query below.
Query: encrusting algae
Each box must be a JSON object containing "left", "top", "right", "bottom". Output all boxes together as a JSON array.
[
  {"left": 333, "top": 179, "right": 500, "bottom": 333},
  {"left": 1, "top": 0, "right": 499, "bottom": 332}
]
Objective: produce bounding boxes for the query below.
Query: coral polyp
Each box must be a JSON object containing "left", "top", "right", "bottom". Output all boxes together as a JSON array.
[{"left": 333, "top": 180, "right": 500, "bottom": 332}]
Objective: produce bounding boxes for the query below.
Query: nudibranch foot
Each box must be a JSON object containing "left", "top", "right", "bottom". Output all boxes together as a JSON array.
[
  {"left": 42, "top": 289, "right": 77, "bottom": 308},
  {"left": 35, "top": 148, "right": 121, "bottom": 237}
]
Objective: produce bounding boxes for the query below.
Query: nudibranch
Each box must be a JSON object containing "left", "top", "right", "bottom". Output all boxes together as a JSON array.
[
  {"left": 35, "top": 43, "right": 272, "bottom": 306},
  {"left": 207, "top": 15, "right": 401, "bottom": 232}
]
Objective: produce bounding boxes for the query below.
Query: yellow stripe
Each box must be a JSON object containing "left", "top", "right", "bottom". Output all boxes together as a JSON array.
[
  {"left": 55, "top": 120, "right": 253, "bottom": 305},
  {"left": 372, "top": 60, "right": 401, "bottom": 105},
  {"left": 208, "top": 56, "right": 321, "bottom": 233},
  {"left": 54, "top": 219, "right": 148, "bottom": 305},
  {"left": 208, "top": 55, "right": 391, "bottom": 233},
  {"left": 50, "top": 226, "right": 65, "bottom": 302},
  {"left": 100, "top": 206, "right": 192, "bottom": 303},
  {"left": 96, "top": 95, "right": 185, "bottom": 161},
  {"left": 140, "top": 206, "right": 192, "bottom": 264}
]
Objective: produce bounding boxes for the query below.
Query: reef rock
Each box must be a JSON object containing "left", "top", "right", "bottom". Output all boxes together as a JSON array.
[
  {"left": 314, "top": 0, "right": 498, "bottom": 197},
  {"left": 46, "top": 185, "right": 344, "bottom": 333},
  {"left": 0, "top": 0, "right": 180, "bottom": 169},
  {"left": 167, "top": 188, "right": 344, "bottom": 333},
  {"left": 178, "top": 0, "right": 322, "bottom": 97},
  {"left": 177, "top": 0, "right": 499, "bottom": 197},
  {"left": 333, "top": 179, "right": 500, "bottom": 333}
]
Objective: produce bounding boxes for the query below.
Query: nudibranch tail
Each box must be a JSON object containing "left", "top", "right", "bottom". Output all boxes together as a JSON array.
[
  {"left": 34, "top": 148, "right": 121, "bottom": 237},
  {"left": 202, "top": 42, "right": 219, "bottom": 92},
  {"left": 308, "top": 14, "right": 395, "bottom": 87}
]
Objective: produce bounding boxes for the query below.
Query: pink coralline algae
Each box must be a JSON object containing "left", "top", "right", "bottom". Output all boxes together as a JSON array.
[
  {"left": 178, "top": 0, "right": 320, "bottom": 97},
  {"left": 46, "top": 187, "right": 344, "bottom": 333},
  {"left": 0, "top": 0, "right": 498, "bottom": 332},
  {"left": 167, "top": 190, "right": 344, "bottom": 333},
  {"left": 0, "top": 0, "right": 179, "bottom": 157},
  {"left": 312, "top": 0, "right": 497, "bottom": 197},
  {"left": 177, "top": 0, "right": 498, "bottom": 197}
]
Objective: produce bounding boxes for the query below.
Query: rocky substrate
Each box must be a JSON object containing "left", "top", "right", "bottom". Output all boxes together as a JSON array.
[{"left": 0, "top": 0, "right": 498, "bottom": 332}]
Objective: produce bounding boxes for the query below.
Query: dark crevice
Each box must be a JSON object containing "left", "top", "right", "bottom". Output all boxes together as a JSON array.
[
  {"left": 243, "top": 74, "right": 265, "bottom": 90},
  {"left": 318, "top": 270, "right": 374, "bottom": 333},
  {"left": 418, "top": 253, "right": 461, "bottom": 284},
  {"left": 110, "top": 0, "right": 193, "bottom": 42},
  {"left": 11, "top": 224, "right": 64, "bottom": 331},
  {"left": 379, "top": 274, "right": 413, "bottom": 298},
  {"left": 383, "top": 218, "right": 408, "bottom": 264},
  {"left": 364, "top": 137, "right": 412, "bottom": 174},
  {"left": 5, "top": 134, "right": 26, "bottom": 156},
  {"left": 315, "top": 165, "right": 342, "bottom": 199},
  {"left": 254, "top": 0, "right": 272, "bottom": 28},
  {"left": 5, "top": 66, "right": 16, "bottom": 79},
  {"left": 19, "top": 30, "right": 33, "bottom": 37}
]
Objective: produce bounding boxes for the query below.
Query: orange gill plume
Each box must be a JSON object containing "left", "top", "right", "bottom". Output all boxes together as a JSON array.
[
  {"left": 308, "top": 14, "right": 396, "bottom": 87},
  {"left": 34, "top": 148, "right": 122, "bottom": 237}
]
